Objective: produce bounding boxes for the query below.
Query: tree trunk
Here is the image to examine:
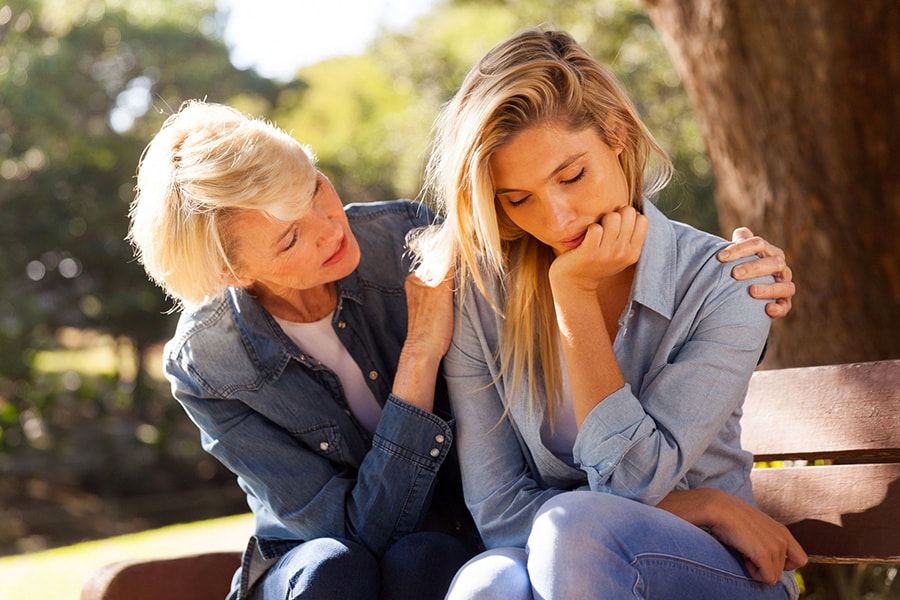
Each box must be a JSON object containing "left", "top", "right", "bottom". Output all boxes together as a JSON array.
[{"left": 643, "top": 0, "right": 900, "bottom": 367}]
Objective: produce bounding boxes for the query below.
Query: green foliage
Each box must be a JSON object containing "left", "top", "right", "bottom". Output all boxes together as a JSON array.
[
  {"left": 0, "top": 0, "right": 286, "bottom": 551},
  {"left": 274, "top": 1, "right": 518, "bottom": 204}
]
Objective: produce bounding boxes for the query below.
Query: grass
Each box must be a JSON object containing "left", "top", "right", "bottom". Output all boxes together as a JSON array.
[{"left": 0, "top": 512, "right": 254, "bottom": 600}]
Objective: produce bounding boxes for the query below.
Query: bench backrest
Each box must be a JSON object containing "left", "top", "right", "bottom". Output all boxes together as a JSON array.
[{"left": 742, "top": 359, "right": 900, "bottom": 564}]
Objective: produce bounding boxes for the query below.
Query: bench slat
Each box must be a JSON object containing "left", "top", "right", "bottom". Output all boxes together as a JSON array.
[
  {"left": 80, "top": 551, "right": 241, "bottom": 600},
  {"left": 742, "top": 360, "right": 900, "bottom": 461},
  {"left": 751, "top": 463, "right": 900, "bottom": 563}
]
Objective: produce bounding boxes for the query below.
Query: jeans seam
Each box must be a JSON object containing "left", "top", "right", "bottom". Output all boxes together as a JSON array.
[{"left": 632, "top": 551, "right": 778, "bottom": 591}]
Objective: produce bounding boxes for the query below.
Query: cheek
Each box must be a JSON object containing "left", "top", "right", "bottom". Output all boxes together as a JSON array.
[{"left": 497, "top": 205, "right": 531, "bottom": 237}]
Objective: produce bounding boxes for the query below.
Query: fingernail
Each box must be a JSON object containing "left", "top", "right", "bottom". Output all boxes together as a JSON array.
[
  {"left": 734, "top": 266, "right": 746, "bottom": 277},
  {"left": 719, "top": 250, "right": 731, "bottom": 260}
]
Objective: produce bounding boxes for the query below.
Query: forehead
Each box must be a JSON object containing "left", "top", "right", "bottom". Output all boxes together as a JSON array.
[{"left": 490, "top": 123, "right": 600, "bottom": 185}]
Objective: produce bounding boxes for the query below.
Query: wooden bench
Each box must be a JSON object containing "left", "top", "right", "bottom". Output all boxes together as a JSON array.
[
  {"left": 742, "top": 359, "right": 900, "bottom": 564},
  {"left": 81, "top": 359, "right": 900, "bottom": 599}
]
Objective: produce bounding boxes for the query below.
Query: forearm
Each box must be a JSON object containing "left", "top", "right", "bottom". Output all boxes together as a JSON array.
[
  {"left": 391, "top": 343, "right": 442, "bottom": 412},
  {"left": 656, "top": 488, "right": 728, "bottom": 528},
  {"left": 553, "top": 291, "right": 624, "bottom": 427}
]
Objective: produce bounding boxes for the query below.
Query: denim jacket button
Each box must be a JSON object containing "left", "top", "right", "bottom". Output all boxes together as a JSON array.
[
  {"left": 429, "top": 448, "right": 440, "bottom": 458},
  {"left": 319, "top": 441, "right": 330, "bottom": 452},
  {"left": 435, "top": 434, "right": 445, "bottom": 444},
  {"left": 368, "top": 371, "right": 378, "bottom": 380},
  {"left": 338, "top": 321, "right": 347, "bottom": 329}
]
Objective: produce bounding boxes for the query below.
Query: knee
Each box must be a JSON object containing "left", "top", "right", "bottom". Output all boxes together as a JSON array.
[
  {"left": 446, "top": 548, "right": 531, "bottom": 600},
  {"left": 531, "top": 491, "right": 604, "bottom": 541},
  {"left": 529, "top": 491, "right": 651, "bottom": 561},
  {"left": 273, "top": 537, "right": 378, "bottom": 599},
  {"left": 295, "top": 537, "right": 377, "bottom": 577}
]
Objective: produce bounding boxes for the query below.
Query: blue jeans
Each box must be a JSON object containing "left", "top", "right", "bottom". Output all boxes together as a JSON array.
[
  {"left": 446, "top": 492, "right": 798, "bottom": 600},
  {"left": 253, "top": 531, "right": 474, "bottom": 599}
]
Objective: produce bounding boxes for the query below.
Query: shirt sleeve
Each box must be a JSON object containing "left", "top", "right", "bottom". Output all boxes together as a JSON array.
[
  {"left": 443, "top": 291, "right": 563, "bottom": 549},
  {"left": 573, "top": 259, "right": 772, "bottom": 505},
  {"left": 166, "top": 355, "right": 453, "bottom": 558}
]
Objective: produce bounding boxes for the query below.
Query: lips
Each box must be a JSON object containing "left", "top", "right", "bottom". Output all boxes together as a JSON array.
[
  {"left": 558, "top": 231, "right": 587, "bottom": 250},
  {"left": 322, "top": 233, "right": 348, "bottom": 267}
]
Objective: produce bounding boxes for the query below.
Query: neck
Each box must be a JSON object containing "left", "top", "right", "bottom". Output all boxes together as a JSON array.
[
  {"left": 252, "top": 283, "right": 337, "bottom": 323},
  {"left": 596, "top": 265, "right": 636, "bottom": 339}
]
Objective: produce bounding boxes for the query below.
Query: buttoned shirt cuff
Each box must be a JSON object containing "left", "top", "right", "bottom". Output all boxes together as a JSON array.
[
  {"left": 372, "top": 395, "right": 454, "bottom": 469},
  {"left": 573, "top": 383, "right": 656, "bottom": 484}
]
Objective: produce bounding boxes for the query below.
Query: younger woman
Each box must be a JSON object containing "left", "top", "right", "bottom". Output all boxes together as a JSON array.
[{"left": 413, "top": 28, "right": 805, "bottom": 599}]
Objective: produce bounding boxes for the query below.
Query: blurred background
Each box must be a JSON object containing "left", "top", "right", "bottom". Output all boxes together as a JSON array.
[{"left": 0, "top": 0, "right": 895, "bottom": 597}]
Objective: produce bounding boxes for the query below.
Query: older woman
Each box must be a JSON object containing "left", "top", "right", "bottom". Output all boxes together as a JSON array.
[
  {"left": 128, "top": 101, "right": 479, "bottom": 600},
  {"left": 128, "top": 100, "right": 796, "bottom": 599}
]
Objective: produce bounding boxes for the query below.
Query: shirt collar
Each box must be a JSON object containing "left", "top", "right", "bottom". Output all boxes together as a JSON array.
[
  {"left": 335, "top": 268, "right": 364, "bottom": 306},
  {"left": 631, "top": 201, "right": 677, "bottom": 320}
]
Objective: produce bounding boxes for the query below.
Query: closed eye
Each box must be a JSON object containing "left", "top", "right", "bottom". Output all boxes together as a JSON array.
[
  {"left": 506, "top": 194, "right": 531, "bottom": 208},
  {"left": 561, "top": 168, "right": 585, "bottom": 185},
  {"left": 283, "top": 226, "right": 299, "bottom": 252}
]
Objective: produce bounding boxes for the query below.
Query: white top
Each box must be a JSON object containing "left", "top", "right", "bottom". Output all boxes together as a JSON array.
[{"left": 276, "top": 313, "right": 382, "bottom": 434}]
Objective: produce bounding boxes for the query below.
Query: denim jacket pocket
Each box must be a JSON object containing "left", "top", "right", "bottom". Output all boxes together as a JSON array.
[{"left": 293, "top": 422, "right": 347, "bottom": 465}]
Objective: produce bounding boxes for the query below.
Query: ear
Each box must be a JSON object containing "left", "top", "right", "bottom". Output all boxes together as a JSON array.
[{"left": 222, "top": 266, "right": 253, "bottom": 289}]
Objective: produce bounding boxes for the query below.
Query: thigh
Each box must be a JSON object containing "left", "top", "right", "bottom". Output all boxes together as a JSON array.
[
  {"left": 445, "top": 547, "right": 533, "bottom": 600},
  {"left": 527, "top": 491, "right": 797, "bottom": 600},
  {"left": 380, "top": 531, "right": 477, "bottom": 600},
  {"left": 253, "top": 537, "right": 379, "bottom": 600}
]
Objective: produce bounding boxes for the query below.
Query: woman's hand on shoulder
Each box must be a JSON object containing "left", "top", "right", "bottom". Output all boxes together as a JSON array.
[{"left": 717, "top": 228, "right": 796, "bottom": 319}]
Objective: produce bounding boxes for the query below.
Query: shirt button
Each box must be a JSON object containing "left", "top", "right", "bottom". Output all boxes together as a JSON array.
[
  {"left": 319, "top": 441, "right": 330, "bottom": 452},
  {"left": 368, "top": 371, "right": 378, "bottom": 381},
  {"left": 338, "top": 321, "right": 347, "bottom": 329},
  {"left": 429, "top": 448, "right": 440, "bottom": 458},
  {"left": 435, "top": 434, "right": 445, "bottom": 444}
]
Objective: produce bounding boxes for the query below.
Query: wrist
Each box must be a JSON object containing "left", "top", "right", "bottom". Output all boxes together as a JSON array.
[{"left": 398, "top": 340, "right": 444, "bottom": 372}]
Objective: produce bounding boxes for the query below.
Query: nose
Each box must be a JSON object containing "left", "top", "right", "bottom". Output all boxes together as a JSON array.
[
  {"left": 543, "top": 193, "right": 577, "bottom": 233},
  {"left": 308, "top": 194, "right": 343, "bottom": 247}
]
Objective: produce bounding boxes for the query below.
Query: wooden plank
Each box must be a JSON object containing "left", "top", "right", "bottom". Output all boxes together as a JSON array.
[
  {"left": 742, "top": 360, "right": 900, "bottom": 460},
  {"left": 81, "top": 552, "right": 241, "bottom": 600},
  {"left": 751, "top": 463, "right": 900, "bottom": 563}
]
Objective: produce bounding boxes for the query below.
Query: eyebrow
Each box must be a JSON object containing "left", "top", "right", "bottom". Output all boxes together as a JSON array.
[{"left": 494, "top": 152, "right": 587, "bottom": 194}]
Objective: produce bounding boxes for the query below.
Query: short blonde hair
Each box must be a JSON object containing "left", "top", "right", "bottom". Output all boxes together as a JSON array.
[
  {"left": 128, "top": 100, "right": 317, "bottom": 308},
  {"left": 415, "top": 28, "right": 674, "bottom": 422}
]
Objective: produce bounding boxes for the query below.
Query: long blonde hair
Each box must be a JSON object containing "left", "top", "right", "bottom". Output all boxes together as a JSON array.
[
  {"left": 414, "top": 28, "right": 673, "bottom": 422},
  {"left": 128, "top": 101, "right": 317, "bottom": 308}
]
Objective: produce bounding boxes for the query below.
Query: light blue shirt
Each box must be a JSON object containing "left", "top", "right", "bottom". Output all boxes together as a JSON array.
[{"left": 443, "top": 201, "right": 773, "bottom": 549}]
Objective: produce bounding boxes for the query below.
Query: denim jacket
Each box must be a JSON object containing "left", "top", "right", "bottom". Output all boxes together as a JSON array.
[
  {"left": 444, "top": 201, "right": 773, "bottom": 549},
  {"left": 164, "top": 200, "right": 478, "bottom": 596}
]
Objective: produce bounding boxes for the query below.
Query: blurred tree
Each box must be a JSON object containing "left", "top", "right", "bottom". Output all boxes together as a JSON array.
[
  {"left": 644, "top": 0, "right": 900, "bottom": 368},
  {"left": 0, "top": 0, "right": 290, "bottom": 550},
  {"left": 273, "top": 1, "right": 518, "bottom": 205},
  {"left": 643, "top": 2, "right": 899, "bottom": 595}
]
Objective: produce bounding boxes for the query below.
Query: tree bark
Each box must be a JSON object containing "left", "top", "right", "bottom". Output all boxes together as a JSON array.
[{"left": 643, "top": 0, "right": 900, "bottom": 367}]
